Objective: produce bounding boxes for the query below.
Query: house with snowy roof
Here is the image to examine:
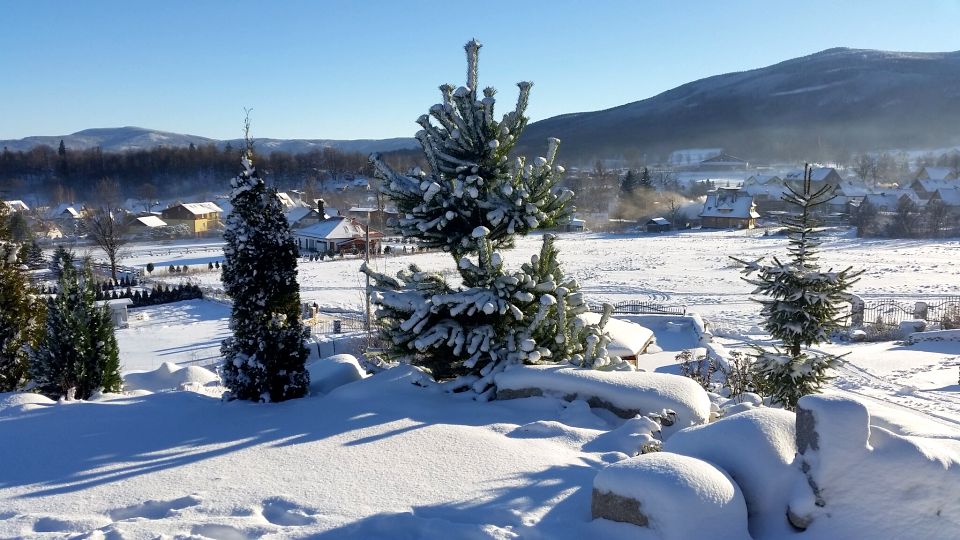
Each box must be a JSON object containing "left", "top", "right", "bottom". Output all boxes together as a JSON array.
[
  {"left": 699, "top": 188, "right": 760, "bottom": 229},
  {"left": 292, "top": 216, "right": 382, "bottom": 254},
  {"left": 908, "top": 178, "right": 957, "bottom": 199},
  {"left": 915, "top": 166, "right": 958, "bottom": 182},
  {"left": 862, "top": 191, "right": 924, "bottom": 213},
  {"left": 160, "top": 202, "right": 223, "bottom": 235},
  {"left": 928, "top": 188, "right": 960, "bottom": 220},
  {"left": 128, "top": 215, "right": 168, "bottom": 232},
  {"left": 2, "top": 200, "right": 29, "bottom": 213},
  {"left": 697, "top": 153, "right": 748, "bottom": 171},
  {"left": 784, "top": 167, "right": 842, "bottom": 187},
  {"left": 741, "top": 175, "right": 786, "bottom": 202},
  {"left": 47, "top": 203, "right": 83, "bottom": 220}
]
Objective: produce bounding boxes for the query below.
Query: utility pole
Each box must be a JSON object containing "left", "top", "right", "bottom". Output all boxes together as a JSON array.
[{"left": 365, "top": 209, "right": 371, "bottom": 332}]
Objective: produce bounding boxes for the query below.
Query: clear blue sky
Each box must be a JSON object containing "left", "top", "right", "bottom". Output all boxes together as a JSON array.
[{"left": 2, "top": 0, "right": 958, "bottom": 141}]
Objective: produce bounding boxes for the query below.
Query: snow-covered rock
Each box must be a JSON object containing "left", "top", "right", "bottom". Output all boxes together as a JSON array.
[
  {"left": 665, "top": 407, "right": 800, "bottom": 537},
  {"left": 906, "top": 328, "right": 960, "bottom": 343},
  {"left": 306, "top": 354, "right": 366, "bottom": 395},
  {"left": 592, "top": 452, "right": 750, "bottom": 539},
  {"left": 122, "top": 362, "right": 220, "bottom": 393},
  {"left": 0, "top": 392, "right": 56, "bottom": 415},
  {"left": 789, "top": 394, "right": 960, "bottom": 538},
  {"left": 495, "top": 365, "right": 711, "bottom": 437}
]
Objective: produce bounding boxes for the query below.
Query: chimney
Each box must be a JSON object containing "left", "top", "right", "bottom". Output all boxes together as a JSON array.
[{"left": 317, "top": 198, "right": 326, "bottom": 219}]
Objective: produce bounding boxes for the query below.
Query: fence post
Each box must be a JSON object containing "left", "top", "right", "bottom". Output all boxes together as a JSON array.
[
  {"left": 914, "top": 302, "right": 928, "bottom": 321},
  {"left": 850, "top": 295, "right": 864, "bottom": 327}
]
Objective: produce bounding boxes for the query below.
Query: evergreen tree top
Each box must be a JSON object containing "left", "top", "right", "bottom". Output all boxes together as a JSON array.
[{"left": 371, "top": 40, "right": 574, "bottom": 259}]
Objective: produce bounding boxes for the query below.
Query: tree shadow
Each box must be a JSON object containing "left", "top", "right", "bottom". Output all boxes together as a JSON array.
[{"left": 304, "top": 460, "right": 609, "bottom": 539}]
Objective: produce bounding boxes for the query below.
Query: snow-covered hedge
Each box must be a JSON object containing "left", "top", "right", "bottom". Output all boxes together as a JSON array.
[{"left": 494, "top": 365, "right": 711, "bottom": 437}]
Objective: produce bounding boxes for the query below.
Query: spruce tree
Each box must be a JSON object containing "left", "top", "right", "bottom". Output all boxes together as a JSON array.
[
  {"left": 31, "top": 258, "right": 121, "bottom": 400},
  {"left": 363, "top": 41, "right": 622, "bottom": 398},
  {"left": 733, "top": 165, "right": 862, "bottom": 409},
  {"left": 220, "top": 121, "right": 309, "bottom": 402},
  {"left": 0, "top": 202, "right": 46, "bottom": 391}
]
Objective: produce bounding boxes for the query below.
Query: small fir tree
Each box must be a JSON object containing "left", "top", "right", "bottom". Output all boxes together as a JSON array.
[
  {"left": 363, "top": 41, "right": 622, "bottom": 397},
  {"left": 0, "top": 203, "right": 46, "bottom": 391},
  {"left": 31, "top": 258, "right": 121, "bottom": 400},
  {"left": 733, "top": 164, "right": 862, "bottom": 408},
  {"left": 220, "top": 120, "right": 309, "bottom": 402}
]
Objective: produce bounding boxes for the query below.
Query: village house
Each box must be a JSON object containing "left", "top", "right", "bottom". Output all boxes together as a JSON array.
[
  {"left": 862, "top": 191, "right": 924, "bottom": 213},
  {"left": 908, "top": 178, "right": 957, "bottom": 199},
  {"left": 697, "top": 153, "right": 748, "bottom": 171},
  {"left": 2, "top": 200, "right": 30, "bottom": 213},
  {"left": 160, "top": 202, "right": 223, "bottom": 235},
  {"left": 784, "top": 166, "right": 843, "bottom": 188},
  {"left": 699, "top": 188, "right": 760, "bottom": 229},
  {"left": 128, "top": 215, "right": 168, "bottom": 236},
  {"left": 928, "top": 188, "right": 960, "bottom": 218},
  {"left": 292, "top": 216, "right": 382, "bottom": 254},
  {"left": 915, "top": 166, "right": 958, "bottom": 182}
]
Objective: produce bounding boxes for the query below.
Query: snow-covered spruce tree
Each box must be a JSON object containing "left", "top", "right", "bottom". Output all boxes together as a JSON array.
[
  {"left": 363, "top": 40, "right": 622, "bottom": 397},
  {"left": 0, "top": 202, "right": 46, "bottom": 391},
  {"left": 733, "top": 165, "right": 862, "bottom": 409},
  {"left": 31, "top": 258, "right": 121, "bottom": 400},
  {"left": 220, "top": 126, "right": 308, "bottom": 402}
]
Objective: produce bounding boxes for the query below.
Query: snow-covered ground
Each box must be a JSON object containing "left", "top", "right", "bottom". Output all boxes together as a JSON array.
[{"left": 6, "top": 228, "right": 956, "bottom": 538}]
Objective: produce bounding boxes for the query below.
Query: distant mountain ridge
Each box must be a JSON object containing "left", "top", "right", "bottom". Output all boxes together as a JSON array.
[
  {"left": 518, "top": 47, "right": 960, "bottom": 163},
  {"left": 0, "top": 126, "right": 419, "bottom": 155}
]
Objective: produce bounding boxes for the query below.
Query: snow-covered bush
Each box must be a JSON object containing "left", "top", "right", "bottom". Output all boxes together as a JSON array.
[
  {"left": 733, "top": 165, "right": 862, "bottom": 409},
  {"left": 220, "top": 125, "right": 309, "bottom": 403},
  {"left": 363, "top": 41, "right": 620, "bottom": 397}
]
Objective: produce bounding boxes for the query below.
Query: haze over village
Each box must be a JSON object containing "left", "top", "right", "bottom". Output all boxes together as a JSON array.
[{"left": 1, "top": 2, "right": 959, "bottom": 539}]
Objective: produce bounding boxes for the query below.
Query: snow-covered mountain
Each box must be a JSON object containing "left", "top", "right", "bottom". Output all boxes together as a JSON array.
[
  {"left": 0, "top": 126, "right": 418, "bottom": 155},
  {"left": 518, "top": 48, "right": 960, "bottom": 162}
]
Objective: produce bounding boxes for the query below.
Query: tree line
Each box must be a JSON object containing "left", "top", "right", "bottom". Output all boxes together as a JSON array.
[{"left": 0, "top": 141, "right": 380, "bottom": 204}]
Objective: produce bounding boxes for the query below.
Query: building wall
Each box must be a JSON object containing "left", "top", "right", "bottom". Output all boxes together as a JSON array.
[{"left": 702, "top": 216, "right": 755, "bottom": 229}]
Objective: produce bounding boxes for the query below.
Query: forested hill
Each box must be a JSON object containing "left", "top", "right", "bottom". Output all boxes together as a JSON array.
[{"left": 517, "top": 48, "right": 960, "bottom": 163}]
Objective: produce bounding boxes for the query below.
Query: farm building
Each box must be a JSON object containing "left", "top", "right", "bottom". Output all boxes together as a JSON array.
[
  {"left": 160, "top": 202, "right": 223, "bottom": 235},
  {"left": 699, "top": 188, "right": 760, "bottom": 229},
  {"left": 646, "top": 217, "right": 671, "bottom": 233}
]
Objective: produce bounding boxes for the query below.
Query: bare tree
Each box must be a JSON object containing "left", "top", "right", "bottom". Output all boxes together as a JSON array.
[
  {"left": 83, "top": 208, "right": 129, "bottom": 281},
  {"left": 925, "top": 199, "right": 950, "bottom": 238}
]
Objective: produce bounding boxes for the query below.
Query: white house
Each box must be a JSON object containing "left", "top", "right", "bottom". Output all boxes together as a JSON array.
[
  {"left": 292, "top": 216, "right": 380, "bottom": 254},
  {"left": 2, "top": 200, "right": 29, "bottom": 212}
]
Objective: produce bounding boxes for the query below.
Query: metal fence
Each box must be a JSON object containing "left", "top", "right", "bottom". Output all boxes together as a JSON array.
[
  {"left": 592, "top": 301, "right": 687, "bottom": 316},
  {"left": 309, "top": 318, "right": 368, "bottom": 335},
  {"left": 850, "top": 296, "right": 960, "bottom": 329}
]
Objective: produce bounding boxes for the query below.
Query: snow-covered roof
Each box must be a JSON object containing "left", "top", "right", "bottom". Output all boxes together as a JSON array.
[
  {"left": 911, "top": 179, "right": 956, "bottom": 192},
  {"left": 863, "top": 191, "right": 923, "bottom": 211},
  {"left": 48, "top": 204, "right": 81, "bottom": 219},
  {"left": 2, "top": 200, "right": 29, "bottom": 212},
  {"left": 293, "top": 217, "right": 366, "bottom": 241},
  {"left": 647, "top": 217, "right": 671, "bottom": 226},
  {"left": 917, "top": 166, "right": 956, "bottom": 181},
  {"left": 784, "top": 167, "right": 838, "bottom": 182},
  {"left": 276, "top": 192, "right": 298, "bottom": 209},
  {"left": 175, "top": 202, "right": 223, "bottom": 215},
  {"left": 832, "top": 181, "right": 872, "bottom": 197},
  {"left": 95, "top": 298, "right": 133, "bottom": 308},
  {"left": 133, "top": 215, "right": 167, "bottom": 228},
  {"left": 743, "top": 175, "right": 782, "bottom": 186},
  {"left": 741, "top": 183, "right": 785, "bottom": 198},
  {"left": 932, "top": 188, "right": 960, "bottom": 206},
  {"left": 699, "top": 153, "right": 746, "bottom": 165},
  {"left": 699, "top": 189, "right": 760, "bottom": 219},
  {"left": 286, "top": 207, "right": 325, "bottom": 225}
]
